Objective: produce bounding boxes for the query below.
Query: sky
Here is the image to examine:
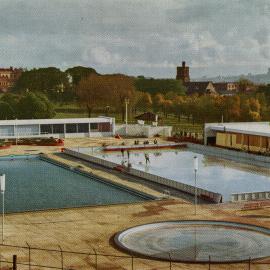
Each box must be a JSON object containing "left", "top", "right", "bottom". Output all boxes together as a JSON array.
[{"left": 0, "top": 0, "right": 270, "bottom": 78}]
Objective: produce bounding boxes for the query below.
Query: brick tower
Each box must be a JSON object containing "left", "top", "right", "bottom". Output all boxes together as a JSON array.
[{"left": 176, "top": 61, "right": 190, "bottom": 82}]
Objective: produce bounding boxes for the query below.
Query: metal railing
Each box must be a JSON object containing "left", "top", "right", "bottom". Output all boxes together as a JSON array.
[{"left": 0, "top": 243, "right": 269, "bottom": 270}]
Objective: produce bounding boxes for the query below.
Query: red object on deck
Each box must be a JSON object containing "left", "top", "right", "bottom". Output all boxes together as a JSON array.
[
  {"left": 104, "top": 143, "right": 186, "bottom": 152},
  {"left": 0, "top": 144, "right": 11, "bottom": 150},
  {"left": 114, "top": 165, "right": 125, "bottom": 172},
  {"left": 115, "top": 134, "right": 122, "bottom": 139}
]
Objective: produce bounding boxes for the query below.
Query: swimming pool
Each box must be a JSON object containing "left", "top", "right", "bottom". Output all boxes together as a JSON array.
[
  {"left": 87, "top": 148, "right": 270, "bottom": 201},
  {"left": 115, "top": 220, "right": 270, "bottom": 262},
  {"left": 0, "top": 155, "right": 153, "bottom": 213}
]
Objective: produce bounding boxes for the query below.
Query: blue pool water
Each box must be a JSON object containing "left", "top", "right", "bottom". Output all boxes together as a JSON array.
[
  {"left": 90, "top": 149, "right": 270, "bottom": 201},
  {"left": 0, "top": 156, "right": 152, "bottom": 213}
]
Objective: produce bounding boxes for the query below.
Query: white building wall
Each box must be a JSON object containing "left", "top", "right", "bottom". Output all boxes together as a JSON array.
[
  {"left": 0, "top": 117, "right": 115, "bottom": 139},
  {"left": 115, "top": 124, "right": 172, "bottom": 138}
]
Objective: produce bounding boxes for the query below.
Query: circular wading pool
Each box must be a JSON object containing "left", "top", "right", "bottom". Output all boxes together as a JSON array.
[{"left": 114, "top": 220, "right": 270, "bottom": 263}]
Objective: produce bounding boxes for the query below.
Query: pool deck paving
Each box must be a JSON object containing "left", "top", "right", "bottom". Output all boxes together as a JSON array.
[{"left": 0, "top": 137, "right": 269, "bottom": 269}]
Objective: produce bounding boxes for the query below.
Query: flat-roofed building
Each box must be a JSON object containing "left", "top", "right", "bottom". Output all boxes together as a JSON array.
[
  {"left": 0, "top": 117, "right": 115, "bottom": 139},
  {"left": 204, "top": 122, "right": 270, "bottom": 153}
]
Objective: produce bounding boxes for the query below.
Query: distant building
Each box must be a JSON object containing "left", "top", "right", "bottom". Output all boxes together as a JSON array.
[
  {"left": 213, "top": 82, "right": 239, "bottom": 96},
  {"left": 0, "top": 67, "right": 22, "bottom": 92},
  {"left": 176, "top": 61, "right": 190, "bottom": 82},
  {"left": 184, "top": 81, "right": 217, "bottom": 95},
  {"left": 176, "top": 61, "right": 240, "bottom": 96}
]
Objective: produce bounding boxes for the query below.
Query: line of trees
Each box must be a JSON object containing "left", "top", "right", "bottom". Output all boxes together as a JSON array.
[
  {"left": 1, "top": 65, "right": 270, "bottom": 123},
  {"left": 75, "top": 72, "right": 270, "bottom": 123},
  {"left": 150, "top": 92, "right": 268, "bottom": 123}
]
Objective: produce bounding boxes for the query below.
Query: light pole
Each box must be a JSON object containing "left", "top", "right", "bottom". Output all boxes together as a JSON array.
[
  {"left": 15, "top": 118, "right": 17, "bottom": 145},
  {"left": 0, "top": 174, "right": 5, "bottom": 244},
  {"left": 125, "top": 98, "right": 129, "bottom": 136},
  {"left": 194, "top": 156, "right": 198, "bottom": 215}
]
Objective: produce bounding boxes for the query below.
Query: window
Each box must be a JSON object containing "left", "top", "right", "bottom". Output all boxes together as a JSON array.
[
  {"left": 90, "top": 123, "right": 98, "bottom": 131},
  {"left": 261, "top": 137, "right": 268, "bottom": 148},
  {"left": 52, "top": 124, "right": 64, "bottom": 134},
  {"left": 236, "top": 134, "right": 242, "bottom": 144},
  {"left": 78, "top": 123, "right": 89, "bottom": 133},
  {"left": 66, "top": 123, "right": 77, "bottom": 133},
  {"left": 249, "top": 135, "right": 260, "bottom": 147},
  {"left": 98, "top": 122, "right": 111, "bottom": 132},
  {"left": 40, "top": 124, "right": 52, "bottom": 134}
]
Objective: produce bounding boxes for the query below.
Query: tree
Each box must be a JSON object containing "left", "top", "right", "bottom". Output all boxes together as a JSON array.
[
  {"left": 238, "top": 78, "right": 256, "bottom": 92},
  {"left": 223, "top": 95, "right": 241, "bottom": 121},
  {"left": 17, "top": 92, "right": 55, "bottom": 119},
  {"left": 257, "top": 84, "right": 270, "bottom": 103},
  {"left": 134, "top": 91, "right": 152, "bottom": 113},
  {"left": 240, "top": 96, "right": 261, "bottom": 121},
  {"left": 0, "top": 93, "right": 20, "bottom": 116},
  {"left": 172, "top": 96, "right": 184, "bottom": 121},
  {"left": 0, "top": 102, "right": 15, "bottom": 120},
  {"left": 12, "top": 67, "right": 72, "bottom": 101},
  {"left": 106, "top": 74, "right": 136, "bottom": 121},
  {"left": 76, "top": 74, "right": 110, "bottom": 117},
  {"left": 65, "top": 66, "right": 98, "bottom": 85},
  {"left": 135, "top": 77, "right": 186, "bottom": 96},
  {"left": 152, "top": 93, "right": 165, "bottom": 113},
  {"left": 185, "top": 94, "right": 199, "bottom": 124},
  {"left": 162, "top": 99, "right": 173, "bottom": 118}
]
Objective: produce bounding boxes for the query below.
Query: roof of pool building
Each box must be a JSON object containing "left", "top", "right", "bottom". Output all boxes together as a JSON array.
[
  {"left": 0, "top": 155, "right": 153, "bottom": 213},
  {"left": 205, "top": 122, "right": 270, "bottom": 137},
  {"left": 0, "top": 116, "right": 114, "bottom": 125}
]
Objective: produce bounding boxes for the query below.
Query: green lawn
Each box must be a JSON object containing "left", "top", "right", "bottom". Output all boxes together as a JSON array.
[{"left": 54, "top": 103, "right": 203, "bottom": 134}]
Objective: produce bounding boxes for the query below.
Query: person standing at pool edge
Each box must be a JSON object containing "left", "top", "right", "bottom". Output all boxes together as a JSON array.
[{"left": 145, "top": 153, "right": 150, "bottom": 164}]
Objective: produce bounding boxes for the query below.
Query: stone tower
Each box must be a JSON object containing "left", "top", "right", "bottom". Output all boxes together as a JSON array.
[{"left": 176, "top": 61, "right": 190, "bottom": 82}]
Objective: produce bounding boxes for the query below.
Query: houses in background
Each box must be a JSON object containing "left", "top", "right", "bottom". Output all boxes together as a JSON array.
[
  {"left": 0, "top": 67, "right": 22, "bottom": 92},
  {"left": 176, "top": 61, "right": 238, "bottom": 96}
]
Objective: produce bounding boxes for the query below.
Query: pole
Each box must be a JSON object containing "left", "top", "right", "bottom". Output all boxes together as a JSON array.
[
  {"left": 26, "top": 242, "right": 31, "bottom": 270},
  {"left": 125, "top": 98, "right": 129, "bottom": 136},
  {"left": 2, "top": 192, "right": 4, "bottom": 244},
  {"left": 195, "top": 169, "right": 197, "bottom": 215},
  {"left": 194, "top": 156, "right": 198, "bottom": 215},
  {"left": 13, "top": 255, "right": 17, "bottom": 270},
  {"left": 15, "top": 119, "right": 17, "bottom": 145},
  {"left": 0, "top": 174, "right": 5, "bottom": 244}
]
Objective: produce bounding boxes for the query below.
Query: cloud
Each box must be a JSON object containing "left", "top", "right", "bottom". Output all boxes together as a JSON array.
[{"left": 0, "top": 0, "right": 269, "bottom": 77}]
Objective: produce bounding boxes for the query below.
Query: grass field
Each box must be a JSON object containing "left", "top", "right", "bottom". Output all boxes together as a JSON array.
[{"left": 54, "top": 103, "right": 203, "bottom": 134}]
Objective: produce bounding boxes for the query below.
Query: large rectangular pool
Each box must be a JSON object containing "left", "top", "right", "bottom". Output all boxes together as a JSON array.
[
  {"left": 89, "top": 148, "right": 270, "bottom": 201},
  {"left": 0, "top": 155, "right": 152, "bottom": 213}
]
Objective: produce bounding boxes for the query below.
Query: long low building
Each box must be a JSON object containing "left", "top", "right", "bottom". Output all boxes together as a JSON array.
[
  {"left": 204, "top": 122, "right": 270, "bottom": 153},
  {"left": 0, "top": 117, "right": 115, "bottom": 139}
]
